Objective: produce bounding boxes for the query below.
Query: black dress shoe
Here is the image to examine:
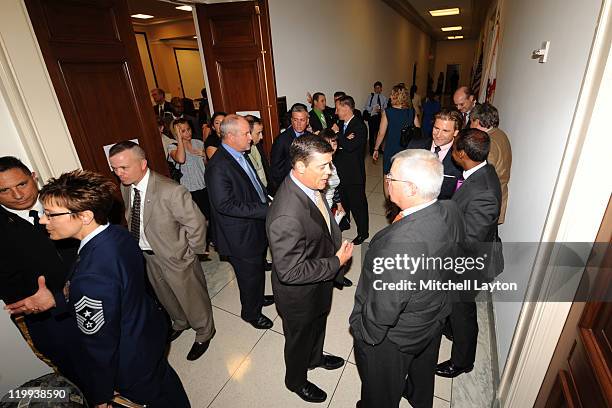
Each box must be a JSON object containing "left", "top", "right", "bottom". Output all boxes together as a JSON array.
[
  {"left": 294, "top": 381, "right": 327, "bottom": 403},
  {"left": 169, "top": 328, "right": 185, "bottom": 342},
  {"left": 246, "top": 314, "right": 273, "bottom": 329},
  {"left": 352, "top": 234, "right": 369, "bottom": 245},
  {"left": 341, "top": 277, "right": 353, "bottom": 287},
  {"left": 309, "top": 354, "right": 344, "bottom": 370},
  {"left": 263, "top": 295, "right": 275, "bottom": 307},
  {"left": 264, "top": 261, "right": 273, "bottom": 271},
  {"left": 186, "top": 340, "right": 211, "bottom": 361},
  {"left": 435, "top": 360, "right": 473, "bottom": 378}
]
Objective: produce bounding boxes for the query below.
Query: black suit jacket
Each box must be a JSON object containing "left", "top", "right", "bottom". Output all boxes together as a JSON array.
[
  {"left": 349, "top": 201, "right": 465, "bottom": 353},
  {"left": 270, "top": 127, "right": 311, "bottom": 188},
  {"left": 266, "top": 176, "right": 343, "bottom": 321},
  {"left": 308, "top": 109, "right": 333, "bottom": 133},
  {"left": 205, "top": 145, "right": 269, "bottom": 258},
  {"left": 153, "top": 102, "right": 172, "bottom": 118},
  {"left": 334, "top": 115, "right": 368, "bottom": 185},
  {"left": 408, "top": 135, "right": 463, "bottom": 199}
]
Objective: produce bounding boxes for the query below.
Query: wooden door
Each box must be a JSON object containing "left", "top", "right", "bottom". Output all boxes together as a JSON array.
[
  {"left": 196, "top": 0, "right": 280, "bottom": 157},
  {"left": 25, "top": 0, "right": 167, "bottom": 178},
  {"left": 538, "top": 198, "right": 612, "bottom": 407}
]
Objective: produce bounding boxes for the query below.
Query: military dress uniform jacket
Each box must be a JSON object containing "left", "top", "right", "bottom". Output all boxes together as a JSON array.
[{"left": 53, "top": 225, "right": 172, "bottom": 405}]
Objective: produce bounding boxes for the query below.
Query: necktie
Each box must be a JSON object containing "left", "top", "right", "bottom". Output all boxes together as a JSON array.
[
  {"left": 314, "top": 191, "right": 330, "bottom": 233},
  {"left": 29, "top": 210, "right": 40, "bottom": 226},
  {"left": 240, "top": 154, "right": 266, "bottom": 203},
  {"left": 393, "top": 212, "right": 405, "bottom": 223},
  {"left": 343, "top": 123, "right": 348, "bottom": 134},
  {"left": 454, "top": 178, "right": 464, "bottom": 192},
  {"left": 130, "top": 188, "right": 141, "bottom": 243},
  {"left": 463, "top": 112, "right": 468, "bottom": 127},
  {"left": 434, "top": 145, "right": 441, "bottom": 158},
  {"left": 377, "top": 94, "right": 381, "bottom": 111},
  {"left": 320, "top": 112, "right": 327, "bottom": 128}
]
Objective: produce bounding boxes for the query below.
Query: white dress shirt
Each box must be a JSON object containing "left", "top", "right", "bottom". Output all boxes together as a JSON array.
[
  {"left": 130, "top": 169, "right": 153, "bottom": 251},
  {"left": 2, "top": 200, "right": 43, "bottom": 224},
  {"left": 78, "top": 224, "right": 110, "bottom": 253}
]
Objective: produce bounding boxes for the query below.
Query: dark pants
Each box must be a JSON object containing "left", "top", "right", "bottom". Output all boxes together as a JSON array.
[
  {"left": 354, "top": 333, "right": 442, "bottom": 408},
  {"left": 341, "top": 184, "right": 369, "bottom": 237},
  {"left": 228, "top": 255, "right": 265, "bottom": 321},
  {"left": 191, "top": 188, "right": 212, "bottom": 247},
  {"left": 281, "top": 312, "right": 328, "bottom": 391},
  {"left": 133, "top": 363, "right": 190, "bottom": 408},
  {"left": 448, "top": 300, "right": 479, "bottom": 367},
  {"left": 367, "top": 114, "right": 381, "bottom": 155}
]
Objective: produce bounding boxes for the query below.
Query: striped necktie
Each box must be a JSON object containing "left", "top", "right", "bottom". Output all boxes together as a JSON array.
[
  {"left": 130, "top": 188, "right": 141, "bottom": 243},
  {"left": 315, "top": 191, "right": 330, "bottom": 233}
]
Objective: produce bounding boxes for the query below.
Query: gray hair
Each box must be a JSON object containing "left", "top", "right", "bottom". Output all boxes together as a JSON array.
[
  {"left": 219, "top": 114, "right": 246, "bottom": 140},
  {"left": 391, "top": 149, "right": 443, "bottom": 201}
]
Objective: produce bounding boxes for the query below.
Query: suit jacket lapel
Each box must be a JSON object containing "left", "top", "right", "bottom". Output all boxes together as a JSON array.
[
  {"left": 219, "top": 146, "right": 264, "bottom": 197},
  {"left": 143, "top": 171, "right": 157, "bottom": 228},
  {"left": 287, "top": 178, "right": 334, "bottom": 244}
]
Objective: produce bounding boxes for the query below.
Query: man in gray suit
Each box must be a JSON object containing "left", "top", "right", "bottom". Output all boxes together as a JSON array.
[
  {"left": 109, "top": 141, "right": 215, "bottom": 361},
  {"left": 266, "top": 134, "right": 353, "bottom": 403}
]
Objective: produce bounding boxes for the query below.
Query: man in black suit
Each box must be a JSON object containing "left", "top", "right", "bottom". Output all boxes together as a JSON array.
[
  {"left": 436, "top": 128, "right": 502, "bottom": 379},
  {"left": 308, "top": 92, "right": 334, "bottom": 134},
  {"left": 453, "top": 86, "right": 478, "bottom": 129},
  {"left": 334, "top": 95, "right": 369, "bottom": 244},
  {"left": 205, "top": 114, "right": 274, "bottom": 329},
  {"left": 267, "top": 134, "right": 354, "bottom": 403},
  {"left": 270, "top": 103, "right": 311, "bottom": 189},
  {"left": 350, "top": 149, "right": 464, "bottom": 408},
  {"left": 0, "top": 156, "right": 78, "bottom": 381},
  {"left": 408, "top": 108, "right": 463, "bottom": 199},
  {"left": 151, "top": 88, "right": 172, "bottom": 118}
]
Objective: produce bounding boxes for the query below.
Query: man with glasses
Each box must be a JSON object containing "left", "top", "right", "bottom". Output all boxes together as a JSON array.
[
  {"left": 350, "top": 149, "right": 464, "bottom": 408},
  {"left": 0, "top": 156, "right": 78, "bottom": 381}
]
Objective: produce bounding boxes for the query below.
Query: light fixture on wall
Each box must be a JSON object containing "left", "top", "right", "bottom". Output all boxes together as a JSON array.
[
  {"left": 447, "top": 36, "right": 464, "bottom": 40},
  {"left": 131, "top": 14, "right": 154, "bottom": 19},
  {"left": 176, "top": 5, "right": 193, "bottom": 12},
  {"left": 441, "top": 26, "right": 462, "bottom": 32},
  {"left": 429, "top": 8, "right": 460, "bottom": 17}
]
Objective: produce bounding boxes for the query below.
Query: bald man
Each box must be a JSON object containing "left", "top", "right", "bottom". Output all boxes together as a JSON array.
[{"left": 453, "top": 86, "right": 478, "bottom": 129}]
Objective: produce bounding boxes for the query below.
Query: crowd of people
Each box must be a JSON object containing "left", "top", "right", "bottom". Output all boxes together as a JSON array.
[{"left": 0, "top": 82, "right": 512, "bottom": 408}]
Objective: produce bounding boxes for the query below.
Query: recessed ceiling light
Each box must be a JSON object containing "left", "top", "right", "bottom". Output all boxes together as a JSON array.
[
  {"left": 429, "top": 8, "right": 460, "bottom": 17},
  {"left": 447, "top": 35, "right": 464, "bottom": 40},
  {"left": 176, "top": 5, "right": 193, "bottom": 12},
  {"left": 131, "top": 14, "right": 154, "bottom": 19},
  {"left": 441, "top": 26, "right": 462, "bottom": 32}
]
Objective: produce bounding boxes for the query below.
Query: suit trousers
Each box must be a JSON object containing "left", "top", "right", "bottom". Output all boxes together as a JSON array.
[
  {"left": 448, "top": 300, "right": 478, "bottom": 367},
  {"left": 281, "top": 312, "right": 327, "bottom": 391},
  {"left": 367, "top": 114, "right": 381, "bottom": 155},
  {"left": 354, "top": 333, "right": 442, "bottom": 408},
  {"left": 132, "top": 362, "right": 190, "bottom": 408},
  {"left": 341, "top": 184, "right": 369, "bottom": 237},
  {"left": 228, "top": 255, "right": 266, "bottom": 321},
  {"left": 143, "top": 253, "right": 215, "bottom": 342}
]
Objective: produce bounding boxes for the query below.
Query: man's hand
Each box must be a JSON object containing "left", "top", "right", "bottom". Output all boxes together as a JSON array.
[
  {"left": 95, "top": 403, "right": 111, "bottom": 408},
  {"left": 4, "top": 276, "right": 56, "bottom": 315},
  {"left": 335, "top": 240, "right": 354, "bottom": 266},
  {"left": 346, "top": 133, "right": 355, "bottom": 140},
  {"left": 331, "top": 123, "right": 340, "bottom": 134},
  {"left": 372, "top": 150, "right": 379, "bottom": 162},
  {"left": 336, "top": 203, "right": 345, "bottom": 214},
  {"left": 306, "top": 92, "right": 313, "bottom": 105}
]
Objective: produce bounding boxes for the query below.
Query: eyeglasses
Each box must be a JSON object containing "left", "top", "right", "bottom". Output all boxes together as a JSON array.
[
  {"left": 42, "top": 211, "right": 74, "bottom": 219},
  {"left": 385, "top": 174, "right": 411, "bottom": 183}
]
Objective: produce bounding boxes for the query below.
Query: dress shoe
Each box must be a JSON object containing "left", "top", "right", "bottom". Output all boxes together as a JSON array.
[
  {"left": 263, "top": 295, "right": 275, "bottom": 307},
  {"left": 356, "top": 401, "right": 363, "bottom": 408},
  {"left": 294, "top": 381, "right": 327, "bottom": 403},
  {"left": 333, "top": 277, "right": 353, "bottom": 290},
  {"left": 435, "top": 360, "right": 473, "bottom": 378},
  {"left": 168, "top": 328, "right": 185, "bottom": 342},
  {"left": 186, "top": 340, "right": 211, "bottom": 361},
  {"left": 264, "top": 261, "right": 273, "bottom": 271},
  {"left": 309, "top": 354, "right": 344, "bottom": 370},
  {"left": 352, "top": 234, "right": 369, "bottom": 245},
  {"left": 246, "top": 314, "right": 273, "bottom": 329}
]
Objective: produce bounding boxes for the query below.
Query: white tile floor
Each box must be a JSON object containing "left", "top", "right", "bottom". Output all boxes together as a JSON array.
[{"left": 168, "top": 158, "right": 494, "bottom": 408}]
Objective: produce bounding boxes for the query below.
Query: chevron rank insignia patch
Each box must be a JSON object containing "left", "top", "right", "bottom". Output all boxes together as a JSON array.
[{"left": 74, "top": 296, "right": 105, "bottom": 335}]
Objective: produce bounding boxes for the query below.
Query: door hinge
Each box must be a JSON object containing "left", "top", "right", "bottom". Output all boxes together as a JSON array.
[{"left": 255, "top": 4, "right": 261, "bottom": 15}]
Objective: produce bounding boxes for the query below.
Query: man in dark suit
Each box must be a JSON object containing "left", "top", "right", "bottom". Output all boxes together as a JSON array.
[
  {"left": 408, "top": 108, "right": 463, "bottom": 199},
  {"left": 350, "top": 149, "right": 465, "bottom": 408},
  {"left": 206, "top": 114, "right": 274, "bottom": 329},
  {"left": 267, "top": 134, "right": 354, "bottom": 403},
  {"left": 10, "top": 170, "right": 189, "bottom": 407},
  {"left": 151, "top": 88, "right": 172, "bottom": 118},
  {"left": 453, "top": 86, "right": 478, "bottom": 129},
  {"left": 436, "top": 128, "right": 502, "bottom": 379},
  {"left": 334, "top": 95, "right": 369, "bottom": 244},
  {"left": 308, "top": 92, "right": 334, "bottom": 134},
  {"left": 270, "top": 103, "right": 311, "bottom": 189},
  {"left": 0, "top": 156, "right": 79, "bottom": 381}
]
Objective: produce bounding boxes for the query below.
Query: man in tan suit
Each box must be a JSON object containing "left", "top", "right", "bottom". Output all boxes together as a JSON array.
[
  {"left": 470, "top": 103, "right": 512, "bottom": 223},
  {"left": 109, "top": 141, "right": 215, "bottom": 361}
]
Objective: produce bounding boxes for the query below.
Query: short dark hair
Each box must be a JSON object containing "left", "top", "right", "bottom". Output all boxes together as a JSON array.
[
  {"left": 210, "top": 111, "right": 227, "bottom": 125},
  {"left": 333, "top": 91, "right": 346, "bottom": 100},
  {"left": 290, "top": 134, "right": 333, "bottom": 167},
  {"left": 471, "top": 103, "right": 499, "bottom": 128},
  {"left": 373, "top": 81, "right": 382, "bottom": 88},
  {"left": 435, "top": 108, "right": 464, "bottom": 131},
  {"left": 39, "top": 170, "right": 117, "bottom": 225},
  {"left": 337, "top": 95, "right": 355, "bottom": 110},
  {"left": 312, "top": 92, "right": 325, "bottom": 104},
  {"left": 319, "top": 128, "right": 337, "bottom": 142},
  {"left": 455, "top": 128, "right": 490, "bottom": 162},
  {"left": 0, "top": 156, "right": 32, "bottom": 176},
  {"left": 108, "top": 141, "right": 146, "bottom": 160},
  {"left": 245, "top": 115, "right": 262, "bottom": 132}
]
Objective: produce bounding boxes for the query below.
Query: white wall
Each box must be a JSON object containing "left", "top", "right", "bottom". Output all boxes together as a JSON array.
[
  {"left": 492, "top": 0, "right": 604, "bottom": 372},
  {"left": 268, "top": 0, "right": 431, "bottom": 110}
]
